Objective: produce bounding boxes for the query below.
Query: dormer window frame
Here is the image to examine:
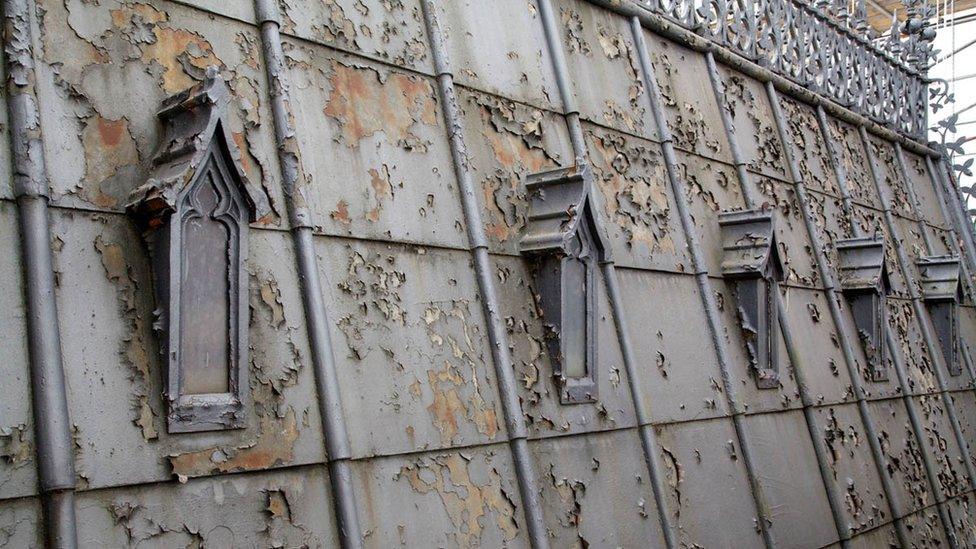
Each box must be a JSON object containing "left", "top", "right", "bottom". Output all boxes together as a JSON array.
[
  {"left": 918, "top": 255, "right": 964, "bottom": 377},
  {"left": 719, "top": 209, "right": 785, "bottom": 390},
  {"left": 836, "top": 235, "right": 891, "bottom": 382},
  {"left": 126, "top": 69, "right": 271, "bottom": 433},
  {"left": 521, "top": 165, "right": 610, "bottom": 405}
]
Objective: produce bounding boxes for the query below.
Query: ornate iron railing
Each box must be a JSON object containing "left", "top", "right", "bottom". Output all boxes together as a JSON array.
[{"left": 632, "top": 0, "right": 936, "bottom": 138}]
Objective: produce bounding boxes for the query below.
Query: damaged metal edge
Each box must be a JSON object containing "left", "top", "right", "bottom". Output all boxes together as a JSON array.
[
  {"left": 3, "top": 0, "right": 78, "bottom": 546},
  {"left": 418, "top": 2, "right": 550, "bottom": 546},
  {"left": 859, "top": 125, "right": 976, "bottom": 494},
  {"left": 765, "top": 85, "right": 912, "bottom": 547},
  {"left": 703, "top": 45, "right": 855, "bottom": 543},
  {"left": 253, "top": 0, "right": 363, "bottom": 547},
  {"left": 578, "top": 0, "right": 938, "bottom": 159},
  {"left": 534, "top": 1, "right": 677, "bottom": 546}
]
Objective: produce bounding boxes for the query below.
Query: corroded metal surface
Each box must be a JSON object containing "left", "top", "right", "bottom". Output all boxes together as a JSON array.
[{"left": 1, "top": 0, "right": 975, "bottom": 547}]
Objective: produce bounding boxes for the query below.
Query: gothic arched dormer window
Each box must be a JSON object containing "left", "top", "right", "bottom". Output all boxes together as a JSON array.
[
  {"left": 719, "top": 209, "right": 785, "bottom": 389},
  {"left": 521, "top": 165, "right": 609, "bottom": 404},
  {"left": 836, "top": 235, "right": 891, "bottom": 381},
  {"left": 127, "top": 68, "right": 271, "bottom": 433}
]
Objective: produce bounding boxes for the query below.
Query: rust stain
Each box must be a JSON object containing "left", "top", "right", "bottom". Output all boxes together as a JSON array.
[
  {"left": 232, "top": 132, "right": 253, "bottom": 174},
  {"left": 590, "top": 130, "right": 676, "bottom": 256},
  {"left": 258, "top": 275, "right": 286, "bottom": 330},
  {"left": 426, "top": 362, "right": 466, "bottom": 445},
  {"left": 366, "top": 165, "right": 397, "bottom": 222},
  {"left": 323, "top": 61, "right": 437, "bottom": 150},
  {"left": 169, "top": 408, "right": 300, "bottom": 479},
  {"left": 331, "top": 200, "right": 352, "bottom": 225},
  {"left": 470, "top": 94, "right": 561, "bottom": 244},
  {"left": 80, "top": 115, "right": 139, "bottom": 209}
]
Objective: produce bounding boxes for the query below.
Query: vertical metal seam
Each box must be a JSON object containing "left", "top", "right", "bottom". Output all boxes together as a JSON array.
[
  {"left": 418, "top": 2, "right": 550, "bottom": 546},
  {"left": 816, "top": 103, "right": 963, "bottom": 546},
  {"left": 2, "top": 0, "right": 78, "bottom": 546},
  {"left": 710, "top": 47, "right": 845, "bottom": 547},
  {"left": 858, "top": 124, "right": 976, "bottom": 494},
  {"left": 533, "top": 1, "right": 676, "bottom": 546},
  {"left": 699, "top": 49, "right": 851, "bottom": 543},
  {"left": 634, "top": 21, "right": 779, "bottom": 547},
  {"left": 892, "top": 144, "right": 936, "bottom": 261},
  {"left": 252, "top": 1, "right": 362, "bottom": 546},
  {"left": 764, "top": 82, "right": 919, "bottom": 546}
]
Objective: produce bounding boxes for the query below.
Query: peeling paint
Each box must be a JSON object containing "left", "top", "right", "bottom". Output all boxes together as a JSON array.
[
  {"left": 397, "top": 453, "right": 519, "bottom": 546},
  {"left": 323, "top": 61, "right": 437, "bottom": 151}
]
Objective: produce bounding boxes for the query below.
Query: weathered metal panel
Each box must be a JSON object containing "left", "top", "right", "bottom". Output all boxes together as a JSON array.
[
  {"left": 825, "top": 118, "right": 884, "bottom": 210},
  {"left": 888, "top": 297, "right": 942, "bottom": 396},
  {"left": 454, "top": 86, "right": 573, "bottom": 255},
  {"left": 742, "top": 410, "right": 840, "bottom": 547},
  {"left": 278, "top": 0, "right": 432, "bottom": 74},
  {"left": 781, "top": 287, "right": 868, "bottom": 406},
  {"left": 34, "top": 0, "right": 287, "bottom": 228},
  {"left": 902, "top": 507, "right": 950, "bottom": 547},
  {"left": 902, "top": 150, "right": 951, "bottom": 230},
  {"left": 640, "top": 30, "right": 730, "bottom": 162},
  {"left": 315, "top": 238, "right": 507, "bottom": 456},
  {"left": 489, "top": 254, "right": 636, "bottom": 438},
  {"left": 617, "top": 269, "right": 730, "bottom": 424},
  {"left": 950, "top": 390, "right": 976, "bottom": 470},
  {"left": 867, "top": 398, "right": 937, "bottom": 514},
  {"left": 845, "top": 523, "right": 900, "bottom": 549},
  {"left": 284, "top": 39, "right": 468, "bottom": 249},
  {"left": 3, "top": 0, "right": 974, "bottom": 545},
  {"left": 0, "top": 497, "right": 40, "bottom": 547},
  {"left": 654, "top": 416, "right": 763, "bottom": 548},
  {"left": 51, "top": 211, "right": 326, "bottom": 489},
  {"left": 753, "top": 177, "right": 820, "bottom": 289},
  {"left": 910, "top": 394, "right": 973, "bottom": 499},
  {"left": 584, "top": 124, "right": 689, "bottom": 273},
  {"left": 717, "top": 65, "right": 790, "bottom": 184},
  {"left": 0, "top": 202, "right": 36, "bottom": 500},
  {"left": 75, "top": 467, "right": 338, "bottom": 547},
  {"left": 352, "top": 444, "right": 526, "bottom": 548},
  {"left": 674, "top": 150, "right": 745, "bottom": 277},
  {"left": 711, "top": 278, "right": 803, "bottom": 413},
  {"left": 529, "top": 429, "right": 666, "bottom": 547},
  {"left": 433, "top": 0, "right": 560, "bottom": 111},
  {"left": 945, "top": 492, "right": 976, "bottom": 546},
  {"left": 554, "top": 0, "right": 656, "bottom": 138},
  {"left": 804, "top": 189, "right": 855, "bottom": 279},
  {"left": 167, "top": 0, "right": 255, "bottom": 23},
  {"left": 778, "top": 96, "right": 844, "bottom": 198},
  {"left": 867, "top": 136, "right": 919, "bottom": 221},
  {"left": 811, "top": 403, "right": 893, "bottom": 534}
]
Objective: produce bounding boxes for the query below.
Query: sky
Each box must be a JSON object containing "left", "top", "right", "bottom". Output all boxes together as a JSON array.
[{"left": 928, "top": 8, "right": 976, "bottom": 212}]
